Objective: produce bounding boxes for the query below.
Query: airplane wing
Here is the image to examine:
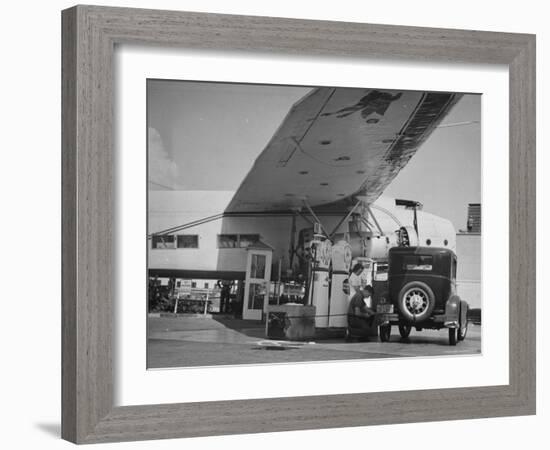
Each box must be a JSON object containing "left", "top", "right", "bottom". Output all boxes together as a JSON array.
[{"left": 225, "top": 87, "right": 462, "bottom": 214}]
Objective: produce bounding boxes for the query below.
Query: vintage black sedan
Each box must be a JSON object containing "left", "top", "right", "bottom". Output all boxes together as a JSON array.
[{"left": 377, "top": 246, "right": 469, "bottom": 345}]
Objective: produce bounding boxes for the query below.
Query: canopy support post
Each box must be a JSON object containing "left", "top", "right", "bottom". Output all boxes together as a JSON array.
[
  {"left": 365, "top": 204, "right": 385, "bottom": 236},
  {"left": 329, "top": 199, "right": 363, "bottom": 238},
  {"left": 302, "top": 200, "right": 330, "bottom": 238}
]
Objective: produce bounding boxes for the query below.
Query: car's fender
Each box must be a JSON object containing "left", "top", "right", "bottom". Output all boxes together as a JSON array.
[
  {"left": 444, "top": 295, "right": 461, "bottom": 327},
  {"left": 459, "top": 299, "right": 469, "bottom": 325}
]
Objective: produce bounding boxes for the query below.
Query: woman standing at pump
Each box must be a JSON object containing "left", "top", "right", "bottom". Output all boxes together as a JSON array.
[{"left": 348, "top": 263, "right": 364, "bottom": 298}]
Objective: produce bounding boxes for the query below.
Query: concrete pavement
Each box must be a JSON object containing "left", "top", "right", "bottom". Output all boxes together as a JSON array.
[{"left": 147, "top": 315, "right": 481, "bottom": 368}]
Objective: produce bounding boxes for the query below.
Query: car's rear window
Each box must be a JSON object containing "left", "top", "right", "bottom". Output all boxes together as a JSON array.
[{"left": 402, "top": 255, "right": 433, "bottom": 271}]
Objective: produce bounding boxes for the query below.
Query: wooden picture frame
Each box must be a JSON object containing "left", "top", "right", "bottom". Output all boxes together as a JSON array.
[{"left": 61, "top": 5, "right": 536, "bottom": 444}]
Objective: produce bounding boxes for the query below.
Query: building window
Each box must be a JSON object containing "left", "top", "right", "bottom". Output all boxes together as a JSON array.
[
  {"left": 238, "top": 234, "right": 260, "bottom": 248},
  {"left": 152, "top": 235, "right": 176, "bottom": 249},
  {"left": 217, "top": 234, "right": 239, "bottom": 248},
  {"left": 250, "top": 254, "right": 266, "bottom": 279},
  {"left": 247, "top": 282, "right": 265, "bottom": 310},
  {"left": 204, "top": 282, "right": 209, "bottom": 289},
  {"left": 177, "top": 234, "right": 199, "bottom": 249},
  {"left": 217, "top": 234, "right": 261, "bottom": 248},
  {"left": 191, "top": 281, "right": 197, "bottom": 288}
]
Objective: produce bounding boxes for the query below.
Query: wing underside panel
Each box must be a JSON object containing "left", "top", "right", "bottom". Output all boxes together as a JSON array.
[{"left": 225, "top": 88, "right": 462, "bottom": 214}]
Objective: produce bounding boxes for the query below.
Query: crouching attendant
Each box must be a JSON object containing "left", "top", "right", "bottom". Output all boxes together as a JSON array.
[{"left": 347, "top": 285, "right": 376, "bottom": 338}]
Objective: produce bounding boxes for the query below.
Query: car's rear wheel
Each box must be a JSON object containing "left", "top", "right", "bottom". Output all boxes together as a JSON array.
[
  {"left": 397, "top": 281, "right": 436, "bottom": 323},
  {"left": 449, "top": 327, "right": 457, "bottom": 346},
  {"left": 398, "top": 324, "right": 412, "bottom": 338},
  {"left": 379, "top": 325, "right": 391, "bottom": 342}
]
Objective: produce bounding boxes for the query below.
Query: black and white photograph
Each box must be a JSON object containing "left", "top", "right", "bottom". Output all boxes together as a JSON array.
[
  {"left": 146, "top": 80, "right": 482, "bottom": 368},
  {"left": 1, "top": 0, "right": 544, "bottom": 447}
]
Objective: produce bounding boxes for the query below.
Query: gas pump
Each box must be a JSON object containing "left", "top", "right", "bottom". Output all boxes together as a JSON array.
[
  {"left": 329, "top": 240, "right": 352, "bottom": 327},
  {"left": 307, "top": 224, "right": 332, "bottom": 328}
]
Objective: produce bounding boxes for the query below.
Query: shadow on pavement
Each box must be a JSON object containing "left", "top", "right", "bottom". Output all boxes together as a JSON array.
[{"left": 211, "top": 315, "right": 266, "bottom": 339}]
